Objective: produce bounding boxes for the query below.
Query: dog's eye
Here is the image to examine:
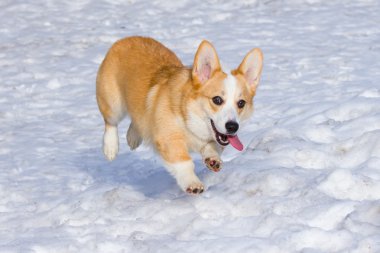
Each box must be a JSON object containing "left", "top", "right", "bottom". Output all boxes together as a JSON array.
[
  {"left": 212, "top": 96, "right": 224, "bottom": 105},
  {"left": 237, "top": 100, "right": 246, "bottom": 108}
]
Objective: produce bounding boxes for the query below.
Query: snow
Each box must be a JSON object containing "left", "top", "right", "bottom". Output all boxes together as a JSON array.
[{"left": 1, "top": 0, "right": 380, "bottom": 252}]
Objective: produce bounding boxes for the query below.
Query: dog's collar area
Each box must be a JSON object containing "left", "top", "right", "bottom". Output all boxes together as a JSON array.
[{"left": 210, "top": 119, "right": 231, "bottom": 146}]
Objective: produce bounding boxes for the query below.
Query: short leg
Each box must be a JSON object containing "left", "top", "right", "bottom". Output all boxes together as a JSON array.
[
  {"left": 201, "top": 142, "right": 223, "bottom": 172},
  {"left": 156, "top": 136, "right": 204, "bottom": 194},
  {"left": 103, "top": 123, "right": 119, "bottom": 161},
  {"left": 127, "top": 122, "right": 142, "bottom": 150},
  {"left": 165, "top": 160, "right": 204, "bottom": 194},
  {"left": 97, "top": 81, "right": 124, "bottom": 161}
]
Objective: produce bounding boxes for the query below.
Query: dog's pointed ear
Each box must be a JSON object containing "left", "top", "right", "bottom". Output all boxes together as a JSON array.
[
  {"left": 192, "top": 40, "right": 221, "bottom": 85},
  {"left": 234, "top": 48, "right": 263, "bottom": 92}
]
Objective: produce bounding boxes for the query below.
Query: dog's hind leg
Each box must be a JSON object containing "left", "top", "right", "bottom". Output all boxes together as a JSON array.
[
  {"left": 127, "top": 122, "right": 142, "bottom": 150},
  {"left": 103, "top": 122, "right": 119, "bottom": 161},
  {"left": 99, "top": 105, "right": 125, "bottom": 161},
  {"left": 96, "top": 74, "right": 125, "bottom": 161}
]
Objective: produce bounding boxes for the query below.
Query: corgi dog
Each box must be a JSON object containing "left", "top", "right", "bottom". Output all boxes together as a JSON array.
[{"left": 96, "top": 36, "right": 263, "bottom": 194}]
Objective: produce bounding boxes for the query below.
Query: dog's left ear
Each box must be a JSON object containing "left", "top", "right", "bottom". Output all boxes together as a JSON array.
[
  {"left": 234, "top": 48, "right": 263, "bottom": 92},
  {"left": 192, "top": 40, "right": 221, "bottom": 85}
]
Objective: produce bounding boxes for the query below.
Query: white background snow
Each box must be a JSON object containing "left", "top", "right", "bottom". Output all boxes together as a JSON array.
[{"left": 1, "top": 0, "right": 380, "bottom": 252}]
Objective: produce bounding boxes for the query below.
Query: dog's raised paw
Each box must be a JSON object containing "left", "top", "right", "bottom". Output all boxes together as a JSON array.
[{"left": 204, "top": 157, "right": 222, "bottom": 172}]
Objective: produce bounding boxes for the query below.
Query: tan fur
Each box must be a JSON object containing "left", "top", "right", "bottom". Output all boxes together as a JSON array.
[{"left": 96, "top": 36, "right": 263, "bottom": 194}]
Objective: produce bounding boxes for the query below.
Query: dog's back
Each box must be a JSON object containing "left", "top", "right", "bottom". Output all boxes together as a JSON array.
[
  {"left": 96, "top": 36, "right": 182, "bottom": 126},
  {"left": 96, "top": 37, "right": 184, "bottom": 160}
]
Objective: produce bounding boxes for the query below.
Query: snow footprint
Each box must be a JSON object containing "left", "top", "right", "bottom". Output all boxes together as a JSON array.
[
  {"left": 359, "top": 88, "right": 380, "bottom": 98},
  {"left": 306, "top": 202, "right": 356, "bottom": 230},
  {"left": 325, "top": 97, "right": 378, "bottom": 122},
  {"left": 318, "top": 169, "right": 380, "bottom": 201}
]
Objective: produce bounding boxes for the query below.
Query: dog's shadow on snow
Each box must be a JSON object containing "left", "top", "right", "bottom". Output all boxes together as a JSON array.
[{"left": 76, "top": 145, "right": 203, "bottom": 198}]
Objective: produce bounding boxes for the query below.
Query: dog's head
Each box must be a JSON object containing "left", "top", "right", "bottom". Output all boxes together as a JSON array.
[{"left": 189, "top": 40, "right": 263, "bottom": 151}]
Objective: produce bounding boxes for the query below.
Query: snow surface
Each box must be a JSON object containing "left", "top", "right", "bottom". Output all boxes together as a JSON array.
[{"left": 1, "top": 0, "right": 380, "bottom": 252}]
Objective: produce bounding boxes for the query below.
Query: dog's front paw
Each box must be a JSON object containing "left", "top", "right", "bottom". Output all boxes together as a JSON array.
[
  {"left": 204, "top": 157, "right": 222, "bottom": 172},
  {"left": 186, "top": 182, "right": 204, "bottom": 195}
]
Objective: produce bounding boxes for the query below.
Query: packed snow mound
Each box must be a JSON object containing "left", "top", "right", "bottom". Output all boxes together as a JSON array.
[{"left": 1, "top": 0, "right": 380, "bottom": 252}]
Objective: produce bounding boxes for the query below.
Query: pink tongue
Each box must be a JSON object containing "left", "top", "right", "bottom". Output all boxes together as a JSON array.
[{"left": 227, "top": 135, "right": 243, "bottom": 151}]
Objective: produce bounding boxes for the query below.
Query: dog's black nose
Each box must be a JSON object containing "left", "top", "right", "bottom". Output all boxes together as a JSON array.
[{"left": 225, "top": 121, "right": 239, "bottom": 134}]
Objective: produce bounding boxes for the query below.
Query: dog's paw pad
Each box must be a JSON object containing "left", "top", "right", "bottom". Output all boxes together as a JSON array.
[
  {"left": 205, "top": 157, "right": 222, "bottom": 172},
  {"left": 186, "top": 184, "right": 204, "bottom": 195}
]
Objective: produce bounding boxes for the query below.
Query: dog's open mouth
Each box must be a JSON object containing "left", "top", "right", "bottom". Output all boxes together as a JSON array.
[
  {"left": 210, "top": 120, "right": 244, "bottom": 151},
  {"left": 211, "top": 120, "right": 229, "bottom": 146}
]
